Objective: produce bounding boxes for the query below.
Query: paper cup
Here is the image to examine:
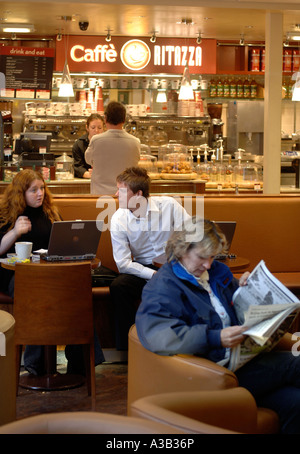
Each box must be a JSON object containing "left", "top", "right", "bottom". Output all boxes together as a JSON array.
[{"left": 15, "top": 242, "right": 32, "bottom": 260}]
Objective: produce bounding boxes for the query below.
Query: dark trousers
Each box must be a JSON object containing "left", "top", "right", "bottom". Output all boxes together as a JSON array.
[
  {"left": 236, "top": 350, "right": 300, "bottom": 434},
  {"left": 109, "top": 267, "right": 158, "bottom": 351}
]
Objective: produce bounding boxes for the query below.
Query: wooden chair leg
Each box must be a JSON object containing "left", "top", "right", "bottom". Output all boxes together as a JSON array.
[
  {"left": 83, "top": 343, "right": 96, "bottom": 410},
  {"left": 15, "top": 345, "right": 22, "bottom": 395}
]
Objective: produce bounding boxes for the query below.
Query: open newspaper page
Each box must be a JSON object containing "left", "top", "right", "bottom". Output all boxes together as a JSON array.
[{"left": 228, "top": 260, "right": 300, "bottom": 372}]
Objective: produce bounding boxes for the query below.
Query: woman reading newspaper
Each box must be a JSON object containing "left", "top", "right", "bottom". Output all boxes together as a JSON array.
[{"left": 136, "top": 217, "right": 300, "bottom": 434}]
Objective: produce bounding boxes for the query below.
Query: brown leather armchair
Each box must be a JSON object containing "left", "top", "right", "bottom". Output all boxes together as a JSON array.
[
  {"left": 127, "top": 325, "right": 297, "bottom": 434},
  {"left": 0, "top": 411, "right": 184, "bottom": 434},
  {"left": 130, "top": 388, "right": 278, "bottom": 434}
]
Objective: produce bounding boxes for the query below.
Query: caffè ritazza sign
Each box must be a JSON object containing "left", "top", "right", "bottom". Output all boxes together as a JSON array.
[{"left": 55, "top": 36, "right": 217, "bottom": 74}]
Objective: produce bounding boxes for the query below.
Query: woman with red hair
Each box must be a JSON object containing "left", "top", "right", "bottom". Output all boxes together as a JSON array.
[{"left": 0, "top": 169, "right": 61, "bottom": 375}]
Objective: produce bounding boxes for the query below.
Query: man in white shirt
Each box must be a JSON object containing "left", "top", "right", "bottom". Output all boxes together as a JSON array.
[
  {"left": 110, "top": 167, "right": 190, "bottom": 350},
  {"left": 85, "top": 101, "right": 140, "bottom": 195}
]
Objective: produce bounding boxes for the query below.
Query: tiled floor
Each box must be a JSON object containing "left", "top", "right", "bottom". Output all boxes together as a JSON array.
[{"left": 16, "top": 353, "right": 128, "bottom": 420}]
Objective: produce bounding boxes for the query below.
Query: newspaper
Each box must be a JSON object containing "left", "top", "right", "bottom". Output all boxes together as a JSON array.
[{"left": 228, "top": 260, "right": 300, "bottom": 372}]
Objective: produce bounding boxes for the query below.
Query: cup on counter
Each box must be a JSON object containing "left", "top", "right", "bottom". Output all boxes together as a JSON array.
[
  {"left": 191, "top": 79, "right": 199, "bottom": 90},
  {"left": 151, "top": 78, "right": 159, "bottom": 89},
  {"left": 15, "top": 242, "right": 33, "bottom": 260},
  {"left": 160, "top": 79, "right": 168, "bottom": 89},
  {"left": 142, "top": 78, "right": 150, "bottom": 89},
  {"left": 74, "top": 78, "right": 87, "bottom": 89},
  {"left": 171, "top": 79, "right": 180, "bottom": 89},
  {"left": 97, "top": 78, "right": 105, "bottom": 88},
  {"left": 53, "top": 77, "right": 62, "bottom": 88},
  {"left": 131, "top": 79, "right": 140, "bottom": 89},
  {"left": 88, "top": 78, "right": 97, "bottom": 89},
  {"left": 110, "top": 78, "right": 118, "bottom": 88},
  {"left": 120, "top": 79, "right": 128, "bottom": 88}
]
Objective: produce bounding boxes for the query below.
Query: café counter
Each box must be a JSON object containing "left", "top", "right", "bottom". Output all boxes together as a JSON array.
[{"left": 0, "top": 178, "right": 206, "bottom": 195}]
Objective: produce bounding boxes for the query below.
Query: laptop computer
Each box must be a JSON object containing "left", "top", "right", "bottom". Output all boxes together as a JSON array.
[
  {"left": 214, "top": 221, "right": 236, "bottom": 260},
  {"left": 40, "top": 220, "right": 103, "bottom": 262}
]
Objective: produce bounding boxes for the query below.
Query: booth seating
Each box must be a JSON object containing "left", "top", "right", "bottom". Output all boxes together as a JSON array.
[
  {"left": 51, "top": 194, "right": 300, "bottom": 350},
  {"left": 127, "top": 325, "right": 288, "bottom": 434},
  {"left": 0, "top": 310, "right": 16, "bottom": 426}
]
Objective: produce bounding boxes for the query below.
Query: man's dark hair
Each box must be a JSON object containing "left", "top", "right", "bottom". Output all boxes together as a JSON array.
[
  {"left": 105, "top": 101, "right": 126, "bottom": 125},
  {"left": 116, "top": 167, "right": 150, "bottom": 198}
]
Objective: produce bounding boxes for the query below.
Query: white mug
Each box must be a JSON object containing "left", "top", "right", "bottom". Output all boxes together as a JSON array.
[
  {"left": 191, "top": 79, "right": 199, "bottom": 90},
  {"left": 151, "top": 78, "right": 159, "bottom": 89},
  {"left": 53, "top": 77, "right": 62, "bottom": 88},
  {"left": 15, "top": 242, "right": 32, "bottom": 260},
  {"left": 160, "top": 79, "right": 168, "bottom": 89},
  {"left": 131, "top": 79, "right": 139, "bottom": 88},
  {"left": 120, "top": 79, "right": 128, "bottom": 88},
  {"left": 97, "top": 78, "right": 105, "bottom": 88},
  {"left": 171, "top": 79, "right": 180, "bottom": 89},
  {"left": 110, "top": 78, "right": 118, "bottom": 88},
  {"left": 88, "top": 78, "right": 97, "bottom": 89},
  {"left": 75, "top": 78, "right": 87, "bottom": 88}
]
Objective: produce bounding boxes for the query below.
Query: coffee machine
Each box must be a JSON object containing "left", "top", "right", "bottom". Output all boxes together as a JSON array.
[{"left": 207, "top": 103, "right": 223, "bottom": 149}]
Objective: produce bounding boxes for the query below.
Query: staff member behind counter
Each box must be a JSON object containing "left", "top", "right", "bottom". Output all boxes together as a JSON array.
[{"left": 72, "top": 113, "right": 105, "bottom": 179}]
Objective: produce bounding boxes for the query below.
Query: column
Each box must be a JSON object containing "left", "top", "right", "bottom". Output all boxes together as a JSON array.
[{"left": 263, "top": 11, "right": 283, "bottom": 194}]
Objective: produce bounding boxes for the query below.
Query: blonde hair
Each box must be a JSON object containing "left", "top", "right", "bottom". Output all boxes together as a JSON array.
[
  {"left": 0, "top": 169, "right": 60, "bottom": 230},
  {"left": 165, "top": 217, "right": 228, "bottom": 262}
]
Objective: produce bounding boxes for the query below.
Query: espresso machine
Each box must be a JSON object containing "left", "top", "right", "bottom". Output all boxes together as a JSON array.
[{"left": 207, "top": 103, "right": 224, "bottom": 149}]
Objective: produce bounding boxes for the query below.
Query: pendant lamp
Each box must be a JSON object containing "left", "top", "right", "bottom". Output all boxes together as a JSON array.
[
  {"left": 156, "top": 89, "right": 167, "bottom": 103},
  {"left": 178, "top": 63, "right": 194, "bottom": 100},
  {"left": 292, "top": 72, "right": 300, "bottom": 101},
  {"left": 58, "top": 59, "right": 74, "bottom": 97}
]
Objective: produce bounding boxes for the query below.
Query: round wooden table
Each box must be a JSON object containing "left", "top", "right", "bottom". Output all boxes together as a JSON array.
[
  {"left": 1, "top": 257, "right": 98, "bottom": 391},
  {"left": 152, "top": 253, "right": 250, "bottom": 272}
]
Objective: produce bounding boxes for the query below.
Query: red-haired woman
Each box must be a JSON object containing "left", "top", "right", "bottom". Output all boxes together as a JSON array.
[{"left": 0, "top": 169, "right": 61, "bottom": 375}]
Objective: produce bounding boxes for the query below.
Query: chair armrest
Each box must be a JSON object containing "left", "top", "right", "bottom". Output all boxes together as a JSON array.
[
  {"left": 128, "top": 325, "right": 238, "bottom": 410},
  {"left": 130, "top": 388, "right": 259, "bottom": 434}
]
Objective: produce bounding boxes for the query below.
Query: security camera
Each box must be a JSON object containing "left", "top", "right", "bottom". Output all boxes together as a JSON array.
[{"left": 79, "top": 21, "right": 89, "bottom": 31}]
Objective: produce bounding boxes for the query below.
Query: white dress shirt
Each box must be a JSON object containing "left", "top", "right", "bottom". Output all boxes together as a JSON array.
[{"left": 110, "top": 196, "right": 190, "bottom": 280}]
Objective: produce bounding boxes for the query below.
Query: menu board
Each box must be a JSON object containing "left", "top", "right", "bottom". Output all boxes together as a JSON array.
[{"left": 0, "top": 46, "right": 54, "bottom": 99}]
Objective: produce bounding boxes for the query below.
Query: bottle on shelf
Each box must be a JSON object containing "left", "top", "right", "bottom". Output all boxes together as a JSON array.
[
  {"left": 250, "top": 79, "right": 258, "bottom": 98},
  {"left": 243, "top": 78, "right": 250, "bottom": 98},
  {"left": 223, "top": 77, "right": 230, "bottom": 98},
  {"left": 216, "top": 77, "right": 224, "bottom": 97},
  {"left": 209, "top": 78, "right": 217, "bottom": 97},
  {"left": 229, "top": 78, "right": 237, "bottom": 98},
  {"left": 237, "top": 77, "right": 244, "bottom": 98}
]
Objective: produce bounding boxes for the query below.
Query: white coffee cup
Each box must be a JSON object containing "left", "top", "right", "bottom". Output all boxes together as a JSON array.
[
  {"left": 88, "top": 78, "right": 97, "bottom": 89},
  {"left": 97, "top": 78, "right": 105, "bottom": 88},
  {"left": 110, "top": 78, "right": 118, "bottom": 88},
  {"left": 120, "top": 79, "right": 128, "bottom": 88},
  {"left": 131, "top": 79, "right": 139, "bottom": 88},
  {"left": 171, "top": 79, "right": 180, "bottom": 89},
  {"left": 15, "top": 242, "right": 33, "bottom": 260},
  {"left": 160, "top": 79, "right": 168, "bottom": 89},
  {"left": 53, "top": 77, "right": 62, "bottom": 88},
  {"left": 191, "top": 79, "right": 199, "bottom": 90},
  {"left": 75, "top": 78, "right": 87, "bottom": 88}
]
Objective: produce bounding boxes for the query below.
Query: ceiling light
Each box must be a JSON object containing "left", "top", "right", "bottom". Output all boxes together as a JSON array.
[
  {"left": 58, "top": 60, "right": 74, "bottom": 97},
  {"left": 178, "top": 64, "right": 194, "bottom": 101},
  {"left": 196, "top": 32, "right": 202, "bottom": 45},
  {"left": 239, "top": 35, "right": 245, "bottom": 46},
  {"left": 156, "top": 89, "right": 167, "bottom": 103},
  {"left": 283, "top": 37, "right": 289, "bottom": 47},
  {"left": 0, "top": 23, "right": 35, "bottom": 33},
  {"left": 150, "top": 32, "right": 157, "bottom": 43},
  {"left": 56, "top": 33, "right": 62, "bottom": 42},
  {"left": 287, "top": 32, "right": 300, "bottom": 41}
]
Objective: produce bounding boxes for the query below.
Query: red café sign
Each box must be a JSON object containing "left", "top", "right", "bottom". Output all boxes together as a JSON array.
[{"left": 55, "top": 36, "right": 217, "bottom": 74}]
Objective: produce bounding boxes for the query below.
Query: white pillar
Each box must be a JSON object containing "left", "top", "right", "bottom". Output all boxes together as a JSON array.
[{"left": 263, "top": 11, "right": 283, "bottom": 194}]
